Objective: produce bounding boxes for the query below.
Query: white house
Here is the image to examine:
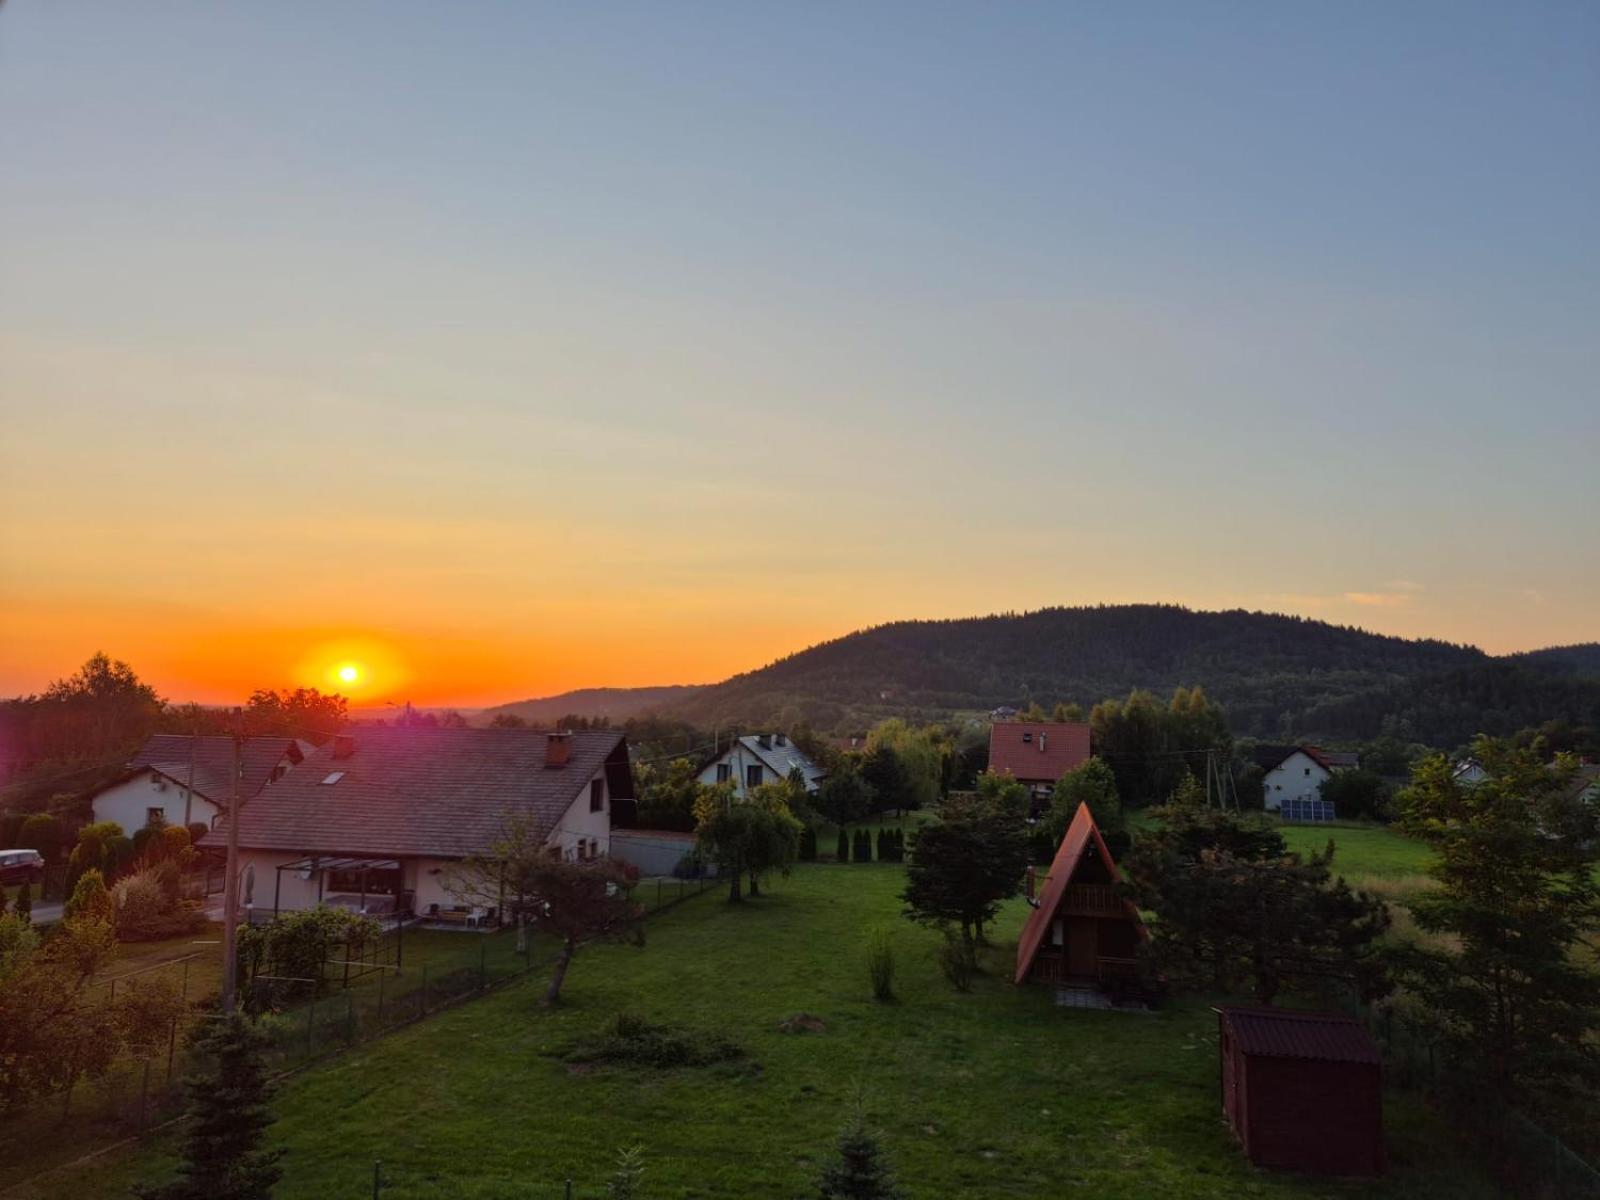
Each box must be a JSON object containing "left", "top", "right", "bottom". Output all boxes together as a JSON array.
[
  {"left": 90, "top": 734, "right": 306, "bottom": 835},
  {"left": 200, "top": 726, "right": 634, "bottom": 923},
  {"left": 697, "top": 733, "right": 824, "bottom": 799},
  {"left": 1262, "top": 745, "right": 1350, "bottom": 813}
]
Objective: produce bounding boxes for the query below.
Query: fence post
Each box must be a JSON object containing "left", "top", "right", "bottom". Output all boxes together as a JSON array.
[
  {"left": 377, "top": 966, "right": 385, "bottom": 1026},
  {"left": 480, "top": 942, "right": 487, "bottom": 992},
  {"left": 347, "top": 991, "right": 356, "bottom": 1043},
  {"left": 166, "top": 1013, "right": 178, "bottom": 1082},
  {"left": 422, "top": 965, "right": 429, "bottom": 1015},
  {"left": 305, "top": 999, "right": 315, "bottom": 1061},
  {"left": 373, "top": 1160, "right": 383, "bottom": 1199},
  {"left": 137, "top": 1058, "right": 151, "bottom": 1130},
  {"left": 656, "top": 879, "right": 662, "bottom": 911}
]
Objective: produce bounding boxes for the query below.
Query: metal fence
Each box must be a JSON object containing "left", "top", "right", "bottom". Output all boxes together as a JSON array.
[
  {"left": 0, "top": 873, "right": 718, "bottom": 1195},
  {"left": 1373, "top": 1008, "right": 1600, "bottom": 1198}
]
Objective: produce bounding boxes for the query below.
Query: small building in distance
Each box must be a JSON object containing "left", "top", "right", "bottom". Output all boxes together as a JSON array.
[
  {"left": 697, "top": 733, "right": 824, "bottom": 799},
  {"left": 988, "top": 720, "right": 1091, "bottom": 811},
  {"left": 1259, "top": 744, "right": 1355, "bottom": 816},
  {"left": 1217, "top": 1006, "right": 1384, "bottom": 1176},
  {"left": 90, "top": 734, "right": 307, "bottom": 834},
  {"left": 1014, "top": 802, "right": 1147, "bottom": 999}
]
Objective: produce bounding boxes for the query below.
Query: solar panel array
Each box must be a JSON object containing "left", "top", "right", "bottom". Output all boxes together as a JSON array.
[{"left": 1279, "top": 798, "right": 1337, "bottom": 824}]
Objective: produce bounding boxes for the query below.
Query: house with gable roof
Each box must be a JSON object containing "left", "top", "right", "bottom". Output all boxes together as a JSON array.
[
  {"left": 1015, "top": 802, "right": 1149, "bottom": 999},
  {"left": 696, "top": 733, "right": 824, "bottom": 798},
  {"left": 987, "top": 720, "right": 1092, "bottom": 812},
  {"left": 89, "top": 733, "right": 307, "bottom": 835},
  {"left": 199, "top": 725, "right": 634, "bottom": 923}
]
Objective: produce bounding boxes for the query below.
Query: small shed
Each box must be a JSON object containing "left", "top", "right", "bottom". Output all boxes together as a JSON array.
[{"left": 1217, "top": 1006, "right": 1384, "bottom": 1177}]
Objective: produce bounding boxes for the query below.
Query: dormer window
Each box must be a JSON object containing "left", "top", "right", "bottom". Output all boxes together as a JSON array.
[
  {"left": 321, "top": 771, "right": 346, "bottom": 785},
  {"left": 1022, "top": 732, "right": 1032, "bottom": 743}
]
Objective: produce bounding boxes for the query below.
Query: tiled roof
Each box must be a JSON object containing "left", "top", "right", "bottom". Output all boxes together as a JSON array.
[
  {"left": 735, "top": 736, "right": 825, "bottom": 787},
  {"left": 198, "top": 726, "right": 632, "bottom": 859},
  {"left": 1219, "top": 1007, "right": 1381, "bottom": 1065},
  {"left": 988, "top": 721, "right": 1091, "bottom": 784},
  {"left": 129, "top": 734, "right": 301, "bottom": 808},
  {"left": 1013, "top": 802, "right": 1145, "bottom": 985}
]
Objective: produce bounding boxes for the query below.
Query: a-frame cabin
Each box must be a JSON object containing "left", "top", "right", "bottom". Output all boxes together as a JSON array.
[{"left": 1015, "top": 802, "right": 1148, "bottom": 993}]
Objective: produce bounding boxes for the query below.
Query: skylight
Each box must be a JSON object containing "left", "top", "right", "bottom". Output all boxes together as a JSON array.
[{"left": 321, "top": 771, "right": 346, "bottom": 785}]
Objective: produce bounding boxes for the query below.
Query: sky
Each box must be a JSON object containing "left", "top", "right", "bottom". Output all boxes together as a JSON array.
[{"left": 1, "top": 2, "right": 1596, "bottom": 707}]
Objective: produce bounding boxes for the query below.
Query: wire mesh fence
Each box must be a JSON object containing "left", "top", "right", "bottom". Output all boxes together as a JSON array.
[{"left": 0, "top": 873, "right": 717, "bottom": 1192}]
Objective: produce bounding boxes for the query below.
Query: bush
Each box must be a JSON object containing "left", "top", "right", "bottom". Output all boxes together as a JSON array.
[
  {"left": 836, "top": 828, "right": 849, "bottom": 863},
  {"left": 866, "top": 928, "right": 895, "bottom": 1002},
  {"left": 853, "top": 829, "right": 872, "bottom": 863},
  {"left": 937, "top": 931, "right": 976, "bottom": 992},
  {"left": 112, "top": 867, "right": 207, "bottom": 941},
  {"left": 564, "top": 1012, "right": 746, "bottom": 1069},
  {"left": 65, "top": 867, "right": 114, "bottom": 923},
  {"left": 671, "top": 848, "right": 707, "bottom": 879},
  {"left": 800, "top": 827, "right": 818, "bottom": 862}
]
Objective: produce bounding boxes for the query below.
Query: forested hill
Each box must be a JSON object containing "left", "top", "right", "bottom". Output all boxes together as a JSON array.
[
  {"left": 482, "top": 685, "right": 704, "bottom": 725},
  {"left": 654, "top": 606, "right": 1600, "bottom": 745}
]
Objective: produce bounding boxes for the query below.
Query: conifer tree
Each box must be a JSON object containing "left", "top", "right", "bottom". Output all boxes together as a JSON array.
[
  {"left": 836, "top": 828, "right": 849, "bottom": 863},
  {"left": 817, "top": 1104, "right": 903, "bottom": 1199},
  {"left": 137, "top": 1015, "right": 284, "bottom": 1200},
  {"left": 800, "top": 827, "right": 818, "bottom": 862}
]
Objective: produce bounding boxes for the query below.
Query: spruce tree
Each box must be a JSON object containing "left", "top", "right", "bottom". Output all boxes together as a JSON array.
[
  {"left": 817, "top": 1105, "right": 903, "bottom": 1199},
  {"left": 875, "top": 829, "right": 887, "bottom": 861},
  {"left": 137, "top": 1015, "right": 284, "bottom": 1200},
  {"left": 800, "top": 827, "right": 818, "bottom": 862},
  {"left": 836, "top": 829, "right": 850, "bottom": 864}
]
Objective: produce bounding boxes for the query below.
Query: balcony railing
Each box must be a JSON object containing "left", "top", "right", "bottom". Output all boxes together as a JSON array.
[{"left": 1061, "top": 884, "right": 1124, "bottom": 914}]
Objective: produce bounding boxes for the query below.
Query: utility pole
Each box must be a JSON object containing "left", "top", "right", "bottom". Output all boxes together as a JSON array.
[{"left": 220, "top": 707, "right": 245, "bottom": 1015}]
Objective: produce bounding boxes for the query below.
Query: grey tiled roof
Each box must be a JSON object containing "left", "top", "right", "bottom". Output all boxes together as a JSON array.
[
  {"left": 736, "top": 736, "right": 825, "bottom": 787},
  {"left": 129, "top": 734, "right": 301, "bottom": 808},
  {"left": 199, "top": 727, "right": 632, "bottom": 859}
]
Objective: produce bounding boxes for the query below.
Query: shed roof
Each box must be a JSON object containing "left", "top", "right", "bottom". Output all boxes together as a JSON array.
[
  {"left": 1219, "top": 1007, "right": 1381, "bottom": 1065},
  {"left": 988, "top": 721, "right": 1091, "bottom": 784},
  {"left": 198, "top": 726, "right": 633, "bottom": 859}
]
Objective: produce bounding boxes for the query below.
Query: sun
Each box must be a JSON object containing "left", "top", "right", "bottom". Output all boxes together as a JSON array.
[{"left": 337, "top": 664, "right": 361, "bottom": 685}]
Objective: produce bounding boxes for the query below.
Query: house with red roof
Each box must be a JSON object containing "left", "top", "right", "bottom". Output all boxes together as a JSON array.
[
  {"left": 987, "top": 720, "right": 1091, "bottom": 811},
  {"left": 1014, "top": 802, "right": 1148, "bottom": 1000}
]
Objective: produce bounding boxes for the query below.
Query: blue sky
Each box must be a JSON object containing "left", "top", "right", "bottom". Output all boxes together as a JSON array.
[{"left": 1, "top": 2, "right": 1596, "bottom": 701}]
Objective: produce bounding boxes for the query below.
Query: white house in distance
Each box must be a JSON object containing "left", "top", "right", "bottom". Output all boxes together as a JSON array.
[
  {"left": 89, "top": 733, "right": 306, "bottom": 834},
  {"left": 697, "top": 733, "right": 825, "bottom": 799},
  {"left": 200, "top": 726, "right": 634, "bottom": 923},
  {"left": 1261, "top": 745, "right": 1356, "bottom": 813}
]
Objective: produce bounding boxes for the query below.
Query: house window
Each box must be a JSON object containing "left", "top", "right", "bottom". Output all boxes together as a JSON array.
[
  {"left": 745, "top": 764, "right": 763, "bottom": 789},
  {"left": 146, "top": 807, "right": 164, "bottom": 826},
  {"left": 716, "top": 763, "right": 731, "bottom": 783},
  {"left": 1304, "top": 768, "right": 1310, "bottom": 777},
  {"left": 590, "top": 779, "right": 604, "bottom": 813}
]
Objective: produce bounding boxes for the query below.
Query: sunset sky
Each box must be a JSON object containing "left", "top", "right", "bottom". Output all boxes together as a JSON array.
[{"left": 2, "top": 2, "right": 1596, "bottom": 707}]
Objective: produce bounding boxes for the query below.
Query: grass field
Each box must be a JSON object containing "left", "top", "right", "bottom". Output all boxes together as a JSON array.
[
  {"left": 1276, "top": 823, "right": 1433, "bottom": 881},
  {"left": 27, "top": 857, "right": 1498, "bottom": 1200}
]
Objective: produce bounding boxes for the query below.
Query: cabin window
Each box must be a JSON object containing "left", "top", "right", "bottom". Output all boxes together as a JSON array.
[
  {"left": 745, "top": 764, "right": 763, "bottom": 789},
  {"left": 716, "top": 763, "right": 731, "bottom": 783},
  {"left": 146, "top": 807, "right": 164, "bottom": 825},
  {"left": 590, "top": 779, "right": 604, "bottom": 812}
]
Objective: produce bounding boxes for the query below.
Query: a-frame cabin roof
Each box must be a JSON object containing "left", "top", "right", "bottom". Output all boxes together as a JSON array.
[{"left": 1014, "top": 802, "right": 1146, "bottom": 985}]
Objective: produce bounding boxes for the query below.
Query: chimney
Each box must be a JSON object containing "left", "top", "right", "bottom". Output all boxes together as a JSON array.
[
  {"left": 332, "top": 734, "right": 356, "bottom": 760},
  {"left": 1025, "top": 865, "right": 1036, "bottom": 901},
  {"left": 545, "top": 731, "right": 572, "bottom": 769},
  {"left": 1038, "top": 732, "right": 1047, "bottom": 753},
  {"left": 757, "top": 733, "right": 772, "bottom": 750},
  {"left": 775, "top": 733, "right": 787, "bottom": 747}
]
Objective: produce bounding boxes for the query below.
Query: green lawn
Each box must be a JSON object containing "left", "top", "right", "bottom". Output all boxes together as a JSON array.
[
  {"left": 32, "top": 865, "right": 1497, "bottom": 1200},
  {"left": 1276, "top": 823, "right": 1434, "bottom": 881}
]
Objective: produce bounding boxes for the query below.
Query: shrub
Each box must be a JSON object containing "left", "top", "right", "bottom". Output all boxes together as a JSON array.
[
  {"left": 564, "top": 1012, "right": 746, "bottom": 1069},
  {"left": 13, "top": 882, "right": 31, "bottom": 924},
  {"left": 866, "top": 928, "right": 895, "bottom": 1002},
  {"left": 937, "top": 931, "right": 976, "bottom": 992},
  {"left": 853, "top": 829, "right": 872, "bottom": 863},
  {"left": 671, "top": 847, "right": 706, "bottom": 879},
  {"left": 112, "top": 867, "right": 207, "bottom": 942},
  {"left": 817, "top": 1103, "right": 904, "bottom": 1199},
  {"left": 800, "top": 827, "right": 818, "bottom": 862},
  {"left": 836, "top": 829, "right": 849, "bottom": 863},
  {"left": 65, "top": 868, "right": 114, "bottom": 923}
]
